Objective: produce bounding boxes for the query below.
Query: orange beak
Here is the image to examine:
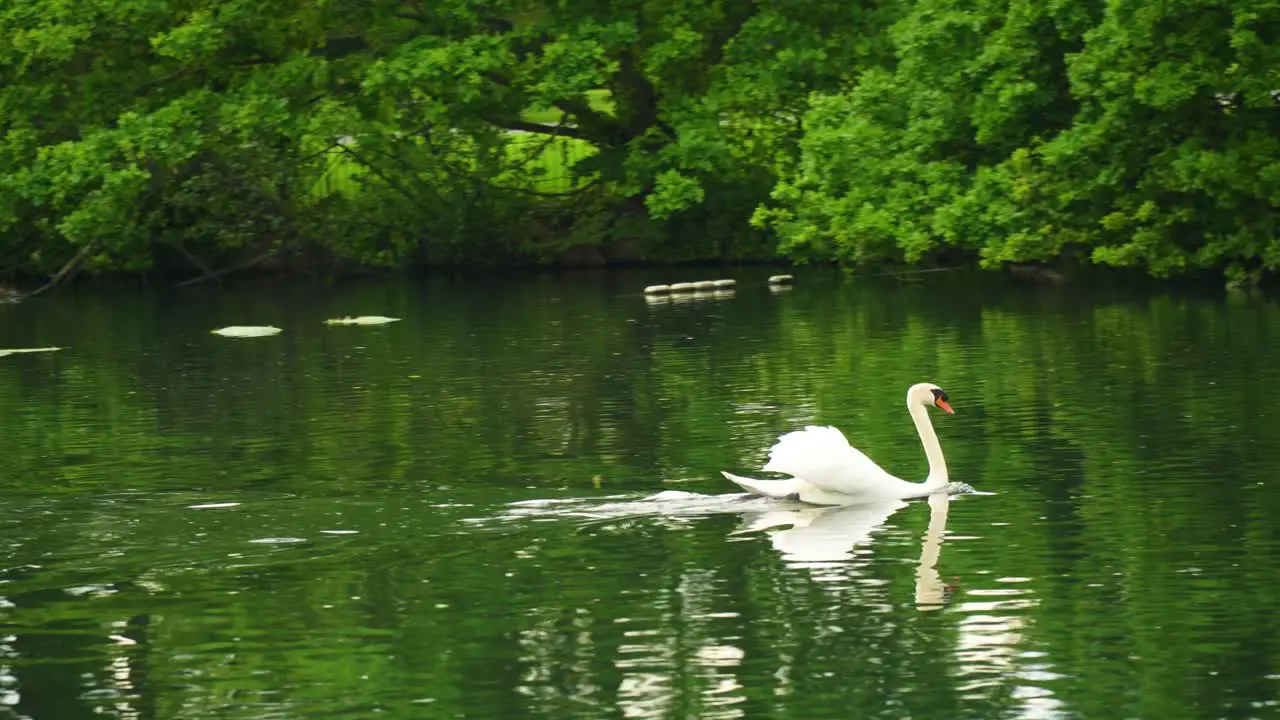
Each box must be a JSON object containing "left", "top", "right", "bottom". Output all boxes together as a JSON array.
[{"left": 935, "top": 398, "right": 954, "bottom": 414}]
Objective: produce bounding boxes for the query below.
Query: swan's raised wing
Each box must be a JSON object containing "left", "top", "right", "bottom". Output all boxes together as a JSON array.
[{"left": 761, "top": 425, "right": 898, "bottom": 495}]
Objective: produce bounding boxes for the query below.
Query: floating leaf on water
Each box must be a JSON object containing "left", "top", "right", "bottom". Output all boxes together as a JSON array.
[
  {"left": 324, "top": 316, "right": 401, "bottom": 326},
  {"left": 211, "top": 326, "right": 282, "bottom": 338},
  {"left": 0, "top": 347, "right": 63, "bottom": 358}
]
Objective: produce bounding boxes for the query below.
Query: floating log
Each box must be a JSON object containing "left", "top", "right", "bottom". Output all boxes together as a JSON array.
[
  {"left": 768, "top": 274, "right": 794, "bottom": 285},
  {"left": 646, "top": 289, "right": 735, "bottom": 305},
  {"left": 645, "top": 279, "right": 738, "bottom": 295},
  {"left": 672, "top": 290, "right": 735, "bottom": 303}
]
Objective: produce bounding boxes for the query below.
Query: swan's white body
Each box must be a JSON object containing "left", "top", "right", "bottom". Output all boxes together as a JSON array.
[{"left": 722, "top": 383, "right": 954, "bottom": 505}]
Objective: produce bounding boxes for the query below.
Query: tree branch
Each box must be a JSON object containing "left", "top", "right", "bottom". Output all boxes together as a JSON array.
[
  {"left": 491, "top": 177, "right": 601, "bottom": 197},
  {"left": 494, "top": 119, "right": 591, "bottom": 140},
  {"left": 483, "top": 70, "right": 623, "bottom": 144},
  {"left": 167, "top": 241, "right": 218, "bottom": 281},
  {"left": 297, "top": 141, "right": 343, "bottom": 165},
  {"left": 334, "top": 145, "right": 422, "bottom": 203},
  {"left": 23, "top": 243, "right": 94, "bottom": 299},
  {"left": 178, "top": 249, "right": 276, "bottom": 287}
]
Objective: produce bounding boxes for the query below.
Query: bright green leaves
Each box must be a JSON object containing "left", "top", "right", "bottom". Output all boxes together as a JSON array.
[
  {"left": 368, "top": 34, "right": 515, "bottom": 109},
  {"left": 767, "top": 0, "right": 1280, "bottom": 280},
  {"left": 8, "top": 19, "right": 94, "bottom": 70},
  {"left": 1, "top": 0, "right": 902, "bottom": 274},
  {"left": 1047, "top": 0, "right": 1280, "bottom": 276},
  {"left": 760, "top": 45, "right": 975, "bottom": 267},
  {"left": 12, "top": 0, "right": 1274, "bottom": 279},
  {"left": 526, "top": 21, "right": 632, "bottom": 103},
  {"left": 149, "top": 10, "right": 223, "bottom": 63},
  {"left": 6, "top": 92, "right": 209, "bottom": 269},
  {"left": 646, "top": 170, "right": 704, "bottom": 218},
  {"left": 0, "top": 0, "right": 350, "bottom": 275}
]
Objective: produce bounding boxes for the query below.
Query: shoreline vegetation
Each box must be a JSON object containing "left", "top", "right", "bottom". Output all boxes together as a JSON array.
[
  {"left": 2, "top": 262, "right": 1260, "bottom": 309},
  {"left": 2, "top": 1, "right": 1277, "bottom": 296}
]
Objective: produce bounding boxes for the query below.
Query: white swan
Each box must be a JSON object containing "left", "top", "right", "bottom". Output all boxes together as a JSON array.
[{"left": 722, "top": 382, "right": 955, "bottom": 505}]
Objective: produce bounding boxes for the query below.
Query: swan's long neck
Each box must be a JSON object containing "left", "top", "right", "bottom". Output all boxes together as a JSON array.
[{"left": 909, "top": 401, "right": 948, "bottom": 486}]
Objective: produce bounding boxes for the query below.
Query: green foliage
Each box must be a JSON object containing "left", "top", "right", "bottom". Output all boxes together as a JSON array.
[
  {"left": 0, "top": 0, "right": 888, "bottom": 277},
  {"left": 765, "top": 0, "right": 1280, "bottom": 279},
  {"left": 2, "top": 0, "right": 1275, "bottom": 279}
]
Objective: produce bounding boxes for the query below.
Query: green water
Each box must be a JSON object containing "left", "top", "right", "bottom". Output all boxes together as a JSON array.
[{"left": 2, "top": 270, "right": 1280, "bottom": 720}]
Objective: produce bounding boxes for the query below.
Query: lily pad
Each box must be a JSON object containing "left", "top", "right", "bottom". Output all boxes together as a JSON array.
[
  {"left": 0, "top": 346, "right": 63, "bottom": 358},
  {"left": 211, "top": 326, "right": 283, "bottom": 338},
  {"left": 324, "top": 316, "right": 401, "bottom": 326}
]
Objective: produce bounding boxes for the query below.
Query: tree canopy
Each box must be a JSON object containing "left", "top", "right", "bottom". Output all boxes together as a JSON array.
[
  {"left": 0, "top": 0, "right": 1276, "bottom": 282},
  {"left": 758, "top": 0, "right": 1280, "bottom": 282}
]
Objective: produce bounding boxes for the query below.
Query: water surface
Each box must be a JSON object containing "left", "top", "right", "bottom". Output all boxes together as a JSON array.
[{"left": 2, "top": 269, "right": 1279, "bottom": 719}]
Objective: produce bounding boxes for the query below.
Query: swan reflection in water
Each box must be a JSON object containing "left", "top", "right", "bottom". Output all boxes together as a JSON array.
[
  {"left": 494, "top": 489, "right": 958, "bottom": 610},
  {"left": 731, "top": 492, "right": 953, "bottom": 609}
]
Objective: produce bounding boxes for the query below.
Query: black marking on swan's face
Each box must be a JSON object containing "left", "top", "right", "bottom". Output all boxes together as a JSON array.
[{"left": 930, "top": 387, "right": 954, "bottom": 414}]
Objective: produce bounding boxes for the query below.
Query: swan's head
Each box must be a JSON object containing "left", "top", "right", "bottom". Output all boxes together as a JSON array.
[{"left": 908, "top": 383, "right": 954, "bottom": 415}]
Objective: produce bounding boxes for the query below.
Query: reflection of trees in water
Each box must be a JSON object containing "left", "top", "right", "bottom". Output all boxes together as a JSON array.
[
  {"left": 501, "top": 489, "right": 1070, "bottom": 719},
  {"left": 1, "top": 275, "right": 1280, "bottom": 716}
]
